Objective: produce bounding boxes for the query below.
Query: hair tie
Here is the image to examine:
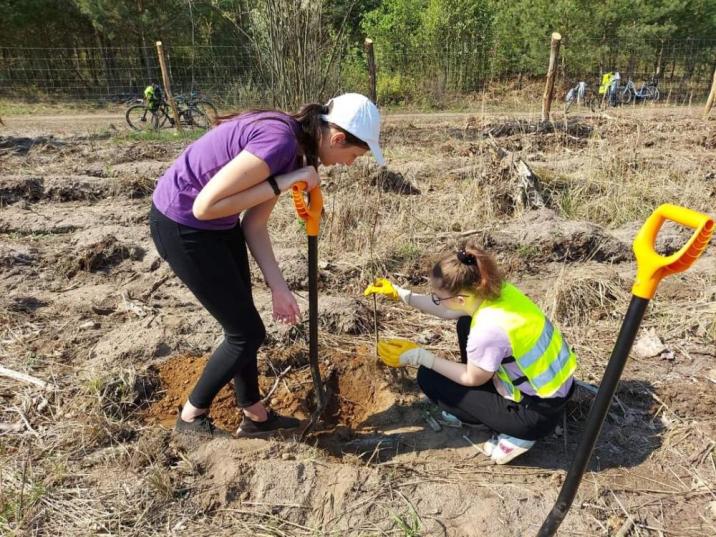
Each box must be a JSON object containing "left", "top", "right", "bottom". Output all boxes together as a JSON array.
[{"left": 457, "top": 249, "right": 477, "bottom": 266}]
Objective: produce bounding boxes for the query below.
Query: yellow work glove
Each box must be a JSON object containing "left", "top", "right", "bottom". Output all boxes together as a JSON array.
[
  {"left": 377, "top": 339, "right": 436, "bottom": 369},
  {"left": 363, "top": 278, "right": 399, "bottom": 301},
  {"left": 364, "top": 278, "right": 414, "bottom": 305}
]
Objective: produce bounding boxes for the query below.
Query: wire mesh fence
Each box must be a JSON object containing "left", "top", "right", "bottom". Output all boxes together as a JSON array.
[{"left": 0, "top": 37, "right": 714, "bottom": 109}]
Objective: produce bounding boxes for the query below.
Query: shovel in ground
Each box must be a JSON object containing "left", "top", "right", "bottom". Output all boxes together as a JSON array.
[
  {"left": 537, "top": 203, "right": 713, "bottom": 536},
  {"left": 292, "top": 182, "right": 327, "bottom": 427}
]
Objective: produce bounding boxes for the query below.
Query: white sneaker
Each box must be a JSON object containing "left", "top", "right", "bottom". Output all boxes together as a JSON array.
[
  {"left": 490, "top": 434, "right": 536, "bottom": 464},
  {"left": 482, "top": 435, "right": 499, "bottom": 457}
]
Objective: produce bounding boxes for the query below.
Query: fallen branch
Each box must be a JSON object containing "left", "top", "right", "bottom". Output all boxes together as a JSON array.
[
  {"left": 261, "top": 365, "right": 292, "bottom": 404},
  {"left": 0, "top": 365, "right": 55, "bottom": 390},
  {"left": 141, "top": 274, "right": 171, "bottom": 301}
]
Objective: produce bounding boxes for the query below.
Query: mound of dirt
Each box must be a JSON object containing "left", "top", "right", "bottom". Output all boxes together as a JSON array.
[
  {"left": 109, "top": 143, "right": 176, "bottom": 165},
  {"left": 257, "top": 295, "right": 374, "bottom": 345},
  {"left": 273, "top": 247, "right": 309, "bottom": 290},
  {"left": 323, "top": 161, "right": 422, "bottom": 195},
  {"left": 611, "top": 219, "right": 699, "bottom": 256},
  {"left": 43, "top": 175, "right": 111, "bottom": 201},
  {"left": 483, "top": 209, "right": 630, "bottom": 263},
  {"left": 107, "top": 161, "right": 168, "bottom": 198},
  {"left": 319, "top": 296, "right": 374, "bottom": 335},
  {"left": 0, "top": 135, "right": 64, "bottom": 156},
  {"left": 0, "top": 175, "right": 43, "bottom": 203},
  {"left": 483, "top": 118, "right": 593, "bottom": 138},
  {"left": 145, "top": 347, "right": 395, "bottom": 435},
  {"left": 370, "top": 167, "right": 421, "bottom": 195},
  {"left": 0, "top": 174, "right": 116, "bottom": 204},
  {"left": 56, "top": 234, "right": 144, "bottom": 277}
]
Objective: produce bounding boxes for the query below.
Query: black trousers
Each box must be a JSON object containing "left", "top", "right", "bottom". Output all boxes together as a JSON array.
[
  {"left": 417, "top": 316, "right": 572, "bottom": 441},
  {"left": 149, "top": 204, "right": 265, "bottom": 409}
]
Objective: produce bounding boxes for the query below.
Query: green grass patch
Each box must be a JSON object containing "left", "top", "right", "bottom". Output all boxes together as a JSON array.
[{"left": 114, "top": 128, "right": 206, "bottom": 143}]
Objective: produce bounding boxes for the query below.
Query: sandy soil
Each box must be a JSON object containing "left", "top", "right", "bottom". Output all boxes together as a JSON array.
[{"left": 1, "top": 105, "right": 715, "bottom": 536}]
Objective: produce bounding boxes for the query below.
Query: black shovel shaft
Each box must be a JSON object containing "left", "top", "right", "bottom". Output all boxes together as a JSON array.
[
  {"left": 537, "top": 295, "right": 650, "bottom": 537},
  {"left": 308, "top": 235, "right": 326, "bottom": 409}
]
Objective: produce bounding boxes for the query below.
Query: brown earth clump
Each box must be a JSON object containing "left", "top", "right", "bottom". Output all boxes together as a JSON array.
[
  {"left": 58, "top": 235, "right": 144, "bottom": 277},
  {"left": 144, "top": 347, "right": 396, "bottom": 437}
]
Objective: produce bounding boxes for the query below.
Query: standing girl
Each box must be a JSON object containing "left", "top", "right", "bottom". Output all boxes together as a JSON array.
[
  {"left": 150, "top": 93, "right": 383, "bottom": 439},
  {"left": 364, "top": 242, "right": 576, "bottom": 464}
]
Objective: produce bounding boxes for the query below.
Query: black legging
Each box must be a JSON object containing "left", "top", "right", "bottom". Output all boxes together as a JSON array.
[
  {"left": 417, "top": 316, "right": 572, "bottom": 441},
  {"left": 149, "top": 204, "right": 264, "bottom": 409}
]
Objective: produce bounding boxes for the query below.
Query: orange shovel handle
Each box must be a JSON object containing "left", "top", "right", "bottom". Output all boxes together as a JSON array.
[
  {"left": 632, "top": 203, "right": 714, "bottom": 299},
  {"left": 292, "top": 182, "right": 323, "bottom": 237}
]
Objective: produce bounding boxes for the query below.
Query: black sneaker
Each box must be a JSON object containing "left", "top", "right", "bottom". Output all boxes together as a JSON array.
[
  {"left": 236, "top": 410, "right": 301, "bottom": 438},
  {"left": 174, "top": 407, "right": 230, "bottom": 439}
]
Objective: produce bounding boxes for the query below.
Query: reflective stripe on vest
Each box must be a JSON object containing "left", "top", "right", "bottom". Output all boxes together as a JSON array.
[{"left": 472, "top": 283, "right": 577, "bottom": 402}]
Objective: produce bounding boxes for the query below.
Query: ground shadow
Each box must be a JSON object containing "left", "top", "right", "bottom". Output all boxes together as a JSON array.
[{"left": 315, "top": 379, "right": 663, "bottom": 472}]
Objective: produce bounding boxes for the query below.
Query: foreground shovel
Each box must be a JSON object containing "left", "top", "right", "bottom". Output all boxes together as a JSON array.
[
  {"left": 292, "top": 182, "right": 327, "bottom": 428},
  {"left": 538, "top": 203, "right": 713, "bottom": 536}
]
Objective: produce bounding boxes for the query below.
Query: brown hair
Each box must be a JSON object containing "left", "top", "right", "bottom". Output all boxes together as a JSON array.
[
  {"left": 431, "top": 241, "right": 503, "bottom": 300},
  {"left": 214, "top": 103, "right": 369, "bottom": 169}
]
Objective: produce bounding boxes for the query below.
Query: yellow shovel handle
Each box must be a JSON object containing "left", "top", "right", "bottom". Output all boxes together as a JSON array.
[
  {"left": 632, "top": 204, "right": 714, "bottom": 299},
  {"left": 292, "top": 182, "right": 324, "bottom": 237}
]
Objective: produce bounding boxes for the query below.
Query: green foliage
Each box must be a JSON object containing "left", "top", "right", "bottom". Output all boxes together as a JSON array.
[
  {"left": 0, "top": 0, "right": 714, "bottom": 105},
  {"left": 115, "top": 129, "right": 206, "bottom": 143}
]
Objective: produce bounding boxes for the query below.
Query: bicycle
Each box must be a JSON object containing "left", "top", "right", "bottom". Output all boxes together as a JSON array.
[
  {"left": 125, "top": 91, "right": 217, "bottom": 131},
  {"left": 620, "top": 78, "right": 660, "bottom": 105},
  {"left": 175, "top": 91, "right": 218, "bottom": 127},
  {"left": 564, "top": 81, "right": 597, "bottom": 113}
]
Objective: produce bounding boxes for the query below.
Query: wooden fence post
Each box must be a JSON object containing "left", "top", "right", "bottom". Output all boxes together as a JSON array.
[
  {"left": 364, "top": 38, "right": 377, "bottom": 104},
  {"left": 155, "top": 41, "right": 183, "bottom": 132},
  {"left": 704, "top": 65, "right": 716, "bottom": 119},
  {"left": 541, "top": 32, "right": 562, "bottom": 122}
]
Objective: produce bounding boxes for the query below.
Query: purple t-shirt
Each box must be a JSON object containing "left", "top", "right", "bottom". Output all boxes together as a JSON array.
[
  {"left": 467, "top": 322, "right": 573, "bottom": 399},
  {"left": 152, "top": 112, "right": 302, "bottom": 230}
]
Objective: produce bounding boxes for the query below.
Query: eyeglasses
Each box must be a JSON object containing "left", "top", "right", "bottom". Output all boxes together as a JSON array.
[{"left": 431, "top": 292, "right": 467, "bottom": 305}]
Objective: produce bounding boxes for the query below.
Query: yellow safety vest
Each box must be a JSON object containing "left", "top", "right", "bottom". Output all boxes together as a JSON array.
[{"left": 471, "top": 283, "right": 577, "bottom": 402}]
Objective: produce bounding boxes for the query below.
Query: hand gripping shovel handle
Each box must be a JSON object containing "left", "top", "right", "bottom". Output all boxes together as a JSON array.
[
  {"left": 538, "top": 204, "right": 713, "bottom": 537},
  {"left": 292, "top": 182, "right": 327, "bottom": 422},
  {"left": 292, "top": 182, "right": 323, "bottom": 236}
]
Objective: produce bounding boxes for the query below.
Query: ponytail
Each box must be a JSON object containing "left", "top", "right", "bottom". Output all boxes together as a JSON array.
[
  {"left": 432, "top": 241, "right": 503, "bottom": 300},
  {"left": 290, "top": 103, "right": 328, "bottom": 169}
]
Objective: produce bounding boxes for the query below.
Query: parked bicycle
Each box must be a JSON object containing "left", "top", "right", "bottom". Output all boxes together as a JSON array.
[
  {"left": 620, "top": 78, "right": 660, "bottom": 105},
  {"left": 125, "top": 84, "right": 218, "bottom": 131},
  {"left": 564, "top": 81, "right": 597, "bottom": 112},
  {"left": 175, "top": 90, "right": 218, "bottom": 126}
]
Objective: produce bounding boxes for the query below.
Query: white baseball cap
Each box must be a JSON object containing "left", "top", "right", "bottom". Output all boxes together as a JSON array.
[{"left": 321, "top": 93, "right": 384, "bottom": 166}]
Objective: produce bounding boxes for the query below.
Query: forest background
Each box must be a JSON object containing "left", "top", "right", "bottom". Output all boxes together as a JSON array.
[{"left": 1, "top": 0, "right": 715, "bottom": 109}]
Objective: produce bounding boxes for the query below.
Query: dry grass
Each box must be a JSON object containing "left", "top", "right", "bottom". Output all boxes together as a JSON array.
[
  {"left": 552, "top": 271, "right": 628, "bottom": 326},
  {"left": 1, "top": 105, "right": 714, "bottom": 536}
]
